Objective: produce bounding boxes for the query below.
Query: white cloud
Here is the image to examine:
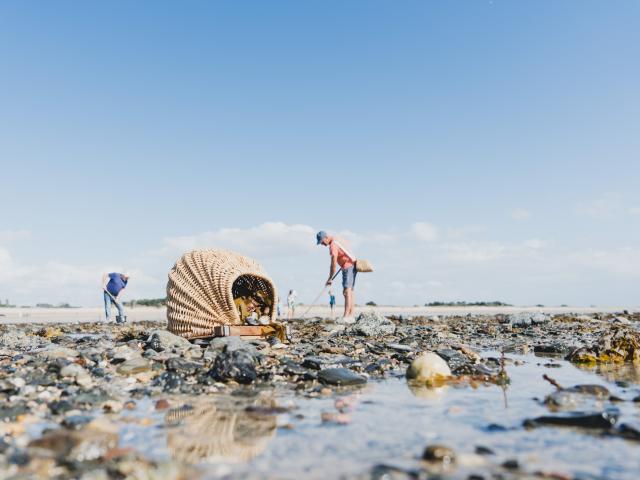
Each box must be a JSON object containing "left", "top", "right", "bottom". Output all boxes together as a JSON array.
[
  {"left": 410, "top": 222, "right": 439, "bottom": 242},
  {"left": 523, "top": 238, "right": 547, "bottom": 250},
  {"left": 568, "top": 247, "right": 640, "bottom": 276},
  {"left": 576, "top": 193, "right": 624, "bottom": 218},
  {"left": 628, "top": 207, "right": 640, "bottom": 216},
  {"left": 0, "top": 230, "right": 31, "bottom": 243},
  {"left": 154, "top": 222, "right": 317, "bottom": 259},
  {"left": 442, "top": 242, "right": 507, "bottom": 263},
  {"left": 510, "top": 208, "right": 531, "bottom": 220},
  {"left": 1, "top": 221, "right": 639, "bottom": 307},
  {"left": 0, "top": 245, "right": 161, "bottom": 306}
]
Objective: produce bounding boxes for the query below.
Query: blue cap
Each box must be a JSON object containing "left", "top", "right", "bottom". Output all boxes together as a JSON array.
[{"left": 316, "top": 231, "right": 328, "bottom": 245}]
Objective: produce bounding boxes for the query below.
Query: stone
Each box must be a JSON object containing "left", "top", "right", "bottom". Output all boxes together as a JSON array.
[
  {"left": 145, "top": 330, "right": 193, "bottom": 352},
  {"left": 422, "top": 445, "right": 456, "bottom": 465},
  {"left": 208, "top": 350, "right": 257, "bottom": 384},
  {"left": 320, "top": 411, "right": 351, "bottom": 424},
  {"left": 613, "top": 316, "right": 631, "bottom": 324},
  {"left": 116, "top": 357, "right": 152, "bottom": 375},
  {"left": 534, "top": 343, "right": 573, "bottom": 355},
  {"left": 0, "top": 330, "right": 45, "bottom": 351},
  {"left": 523, "top": 411, "right": 618, "bottom": 430},
  {"left": 318, "top": 368, "right": 367, "bottom": 386},
  {"left": 351, "top": 312, "right": 396, "bottom": 336},
  {"left": 386, "top": 343, "right": 413, "bottom": 352},
  {"left": 0, "top": 403, "right": 29, "bottom": 420},
  {"left": 48, "top": 400, "right": 74, "bottom": 415},
  {"left": 37, "top": 345, "right": 80, "bottom": 360},
  {"left": 62, "top": 415, "right": 93, "bottom": 430},
  {"left": 507, "top": 312, "right": 550, "bottom": 327},
  {"left": 204, "top": 337, "right": 257, "bottom": 359},
  {"left": 567, "top": 327, "right": 640, "bottom": 364},
  {"left": 108, "top": 345, "right": 140, "bottom": 362},
  {"left": 436, "top": 349, "right": 473, "bottom": 371},
  {"left": 60, "top": 363, "right": 93, "bottom": 387},
  {"left": 406, "top": 352, "right": 452, "bottom": 384},
  {"left": 165, "top": 358, "right": 202, "bottom": 376}
]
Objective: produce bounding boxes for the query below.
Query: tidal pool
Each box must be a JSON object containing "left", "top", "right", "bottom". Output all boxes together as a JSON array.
[{"left": 106, "top": 353, "right": 640, "bottom": 479}]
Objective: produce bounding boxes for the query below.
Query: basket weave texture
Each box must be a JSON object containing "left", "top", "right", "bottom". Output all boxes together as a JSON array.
[{"left": 166, "top": 249, "right": 277, "bottom": 339}]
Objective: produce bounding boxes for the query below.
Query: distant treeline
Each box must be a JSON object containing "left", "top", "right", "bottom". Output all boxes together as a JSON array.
[
  {"left": 425, "top": 301, "right": 511, "bottom": 307},
  {"left": 35, "top": 303, "right": 76, "bottom": 308},
  {"left": 124, "top": 298, "right": 167, "bottom": 307}
]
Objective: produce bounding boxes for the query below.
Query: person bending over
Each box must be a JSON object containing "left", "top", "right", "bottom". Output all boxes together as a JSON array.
[
  {"left": 316, "top": 230, "right": 357, "bottom": 322},
  {"left": 102, "top": 272, "right": 129, "bottom": 324}
]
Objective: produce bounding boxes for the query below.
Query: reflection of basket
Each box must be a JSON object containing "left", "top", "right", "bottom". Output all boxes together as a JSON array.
[
  {"left": 167, "top": 249, "right": 277, "bottom": 339},
  {"left": 166, "top": 402, "right": 276, "bottom": 463}
]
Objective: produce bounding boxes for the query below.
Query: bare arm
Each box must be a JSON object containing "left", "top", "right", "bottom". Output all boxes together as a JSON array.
[
  {"left": 326, "top": 256, "right": 338, "bottom": 286},
  {"left": 102, "top": 274, "right": 109, "bottom": 291}
]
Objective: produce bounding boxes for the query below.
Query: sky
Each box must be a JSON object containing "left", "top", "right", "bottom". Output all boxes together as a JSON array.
[{"left": 0, "top": 1, "right": 639, "bottom": 307}]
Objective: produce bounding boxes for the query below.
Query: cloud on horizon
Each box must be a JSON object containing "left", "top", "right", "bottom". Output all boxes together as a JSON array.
[{"left": 1, "top": 222, "right": 639, "bottom": 307}]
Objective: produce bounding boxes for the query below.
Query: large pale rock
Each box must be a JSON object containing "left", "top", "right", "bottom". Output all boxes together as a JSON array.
[
  {"left": 204, "top": 336, "right": 257, "bottom": 359},
  {"left": 351, "top": 312, "right": 396, "bottom": 336},
  {"left": 0, "top": 331, "right": 44, "bottom": 351},
  {"left": 507, "top": 312, "right": 550, "bottom": 327},
  {"left": 406, "top": 352, "right": 452, "bottom": 384},
  {"left": 146, "top": 330, "right": 193, "bottom": 352}
]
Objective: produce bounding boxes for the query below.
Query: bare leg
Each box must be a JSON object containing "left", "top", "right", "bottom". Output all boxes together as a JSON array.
[
  {"left": 349, "top": 289, "right": 355, "bottom": 316},
  {"left": 343, "top": 288, "right": 354, "bottom": 317}
]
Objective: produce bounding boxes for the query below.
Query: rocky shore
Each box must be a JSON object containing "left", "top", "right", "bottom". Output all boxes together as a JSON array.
[{"left": 0, "top": 311, "right": 639, "bottom": 479}]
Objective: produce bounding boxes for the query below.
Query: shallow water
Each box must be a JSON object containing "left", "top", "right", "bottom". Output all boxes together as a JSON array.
[{"left": 112, "top": 353, "right": 640, "bottom": 479}]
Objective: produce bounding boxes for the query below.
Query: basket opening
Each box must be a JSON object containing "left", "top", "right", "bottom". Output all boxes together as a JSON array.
[{"left": 232, "top": 274, "right": 274, "bottom": 322}]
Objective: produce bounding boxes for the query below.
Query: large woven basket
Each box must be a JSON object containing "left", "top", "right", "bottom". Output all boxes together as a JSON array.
[{"left": 166, "top": 249, "right": 277, "bottom": 339}]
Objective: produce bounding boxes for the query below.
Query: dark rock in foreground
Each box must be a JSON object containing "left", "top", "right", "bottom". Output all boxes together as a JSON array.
[
  {"left": 208, "top": 350, "right": 257, "bottom": 384},
  {"left": 318, "top": 367, "right": 367, "bottom": 386}
]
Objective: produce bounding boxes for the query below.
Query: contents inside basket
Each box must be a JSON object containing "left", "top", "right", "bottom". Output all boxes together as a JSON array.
[{"left": 232, "top": 275, "right": 275, "bottom": 325}]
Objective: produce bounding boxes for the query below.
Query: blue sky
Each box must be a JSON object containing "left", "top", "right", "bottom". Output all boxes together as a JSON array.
[{"left": 0, "top": 1, "right": 638, "bottom": 307}]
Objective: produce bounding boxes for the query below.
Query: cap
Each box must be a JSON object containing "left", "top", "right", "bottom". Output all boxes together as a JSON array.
[{"left": 316, "top": 231, "right": 328, "bottom": 245}]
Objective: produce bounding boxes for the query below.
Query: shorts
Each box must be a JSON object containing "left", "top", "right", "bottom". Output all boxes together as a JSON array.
[{"left": 342, "top": 266, "right": 357, "bottom": 289}]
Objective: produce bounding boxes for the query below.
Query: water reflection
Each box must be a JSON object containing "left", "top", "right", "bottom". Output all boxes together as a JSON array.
[
  {"left": 406, "top": 380, "right": 448, "bottom": 400},
  {"left": 575, "top": 362, "right": 640, "bottom": 385},
  {"left": 165, "top": 399, "right": 277, "bottom": 464}
]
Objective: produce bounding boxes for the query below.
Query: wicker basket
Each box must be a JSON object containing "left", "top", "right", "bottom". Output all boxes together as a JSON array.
[{"left": 166, "top": 249, "right": 277, "bottom": 339}]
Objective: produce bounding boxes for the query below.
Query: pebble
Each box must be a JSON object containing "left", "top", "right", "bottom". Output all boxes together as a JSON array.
[
  {"left": 116, "top": 358, "right": 152, "bottom": 375},
  {"left": 406, "top": 352, "right": 452, "bottom": 383},
  {"left": 318, "top": 368, "right": 367, "bottom": 386},
  {"left": 422, "top": 444, "right": 456, "bottom": 465}
]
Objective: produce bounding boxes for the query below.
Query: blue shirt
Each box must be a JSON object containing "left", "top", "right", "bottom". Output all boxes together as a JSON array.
[
  {"left": 329, "top": 294, "right": 336, "bottom": 305},
  {"left": 106, "top": 273, "right": 128, "bottom": 297}
]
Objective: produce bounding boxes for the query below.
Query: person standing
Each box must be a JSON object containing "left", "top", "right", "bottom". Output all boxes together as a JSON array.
[
  {"left": 316, "top": 230, "right": 357, "bottom": 321},
  {"left": 328, "top": 289, "right": 336, "bottom": 317},
  {"left": 287, "top": 289, "right": 297, "bottom": 320},
  {"left": 102, "top": 272, "right": 129, "bottom": 323}
]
